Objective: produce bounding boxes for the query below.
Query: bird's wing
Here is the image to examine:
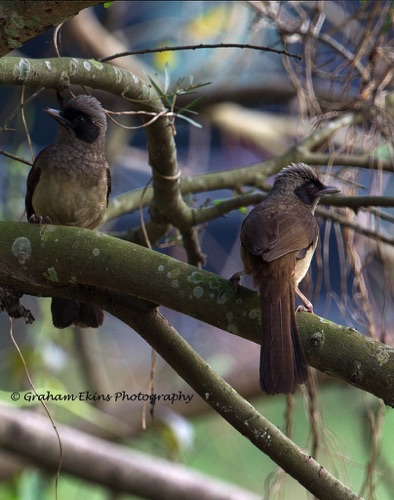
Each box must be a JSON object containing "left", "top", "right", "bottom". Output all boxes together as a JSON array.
[
  {"left": 241, "top": 204, "right": 318, "bottom": 262},
  {"left": 25, "top": 154, "right": 43, "bottom": 219}
]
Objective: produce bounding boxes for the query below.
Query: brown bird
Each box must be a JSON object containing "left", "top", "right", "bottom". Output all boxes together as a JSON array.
[
  {"left": 238, "top": 163, "right": 339, "bottom": 394},
  {"left": 25, "top": 95, "right": 111, "bottom": 328}
]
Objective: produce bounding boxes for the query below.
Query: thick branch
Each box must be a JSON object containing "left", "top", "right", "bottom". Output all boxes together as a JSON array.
[
  {"left": 106, "top": 174, "right": 394, "bottom": 223},
  {"left": 64, "top": 8, "right": 151, "bottom": 81},
  {"left": 0, "top": 221, "right": 393, "bottom": 406},
  {"left": 104, "top": 304, "right": 361, "bottom": 500},
  {"left": 0, "top": 1, "right": 103, "bottom": 57},
  {"left": 0, "top": 405, "right": 259, "bottom": 500},
  {"left": 9, "top": 281, "right": 360, "bottom": 498},
  {"left": 1, "top": 57, "right": 388, "bottom": 243}
]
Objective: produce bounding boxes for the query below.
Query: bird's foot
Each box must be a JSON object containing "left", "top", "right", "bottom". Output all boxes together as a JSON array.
[
  {"left": 295, "top": 287, "right": 314, "bottom": 313},
  {"left": 296, "top": 304, "right": 314, "bottom": 313},
  {"left": 230, "top": 270, "right": 245, "bottom": 290},
  {"left": 28, "top": 214, "right": 52, "bottom": 224}
]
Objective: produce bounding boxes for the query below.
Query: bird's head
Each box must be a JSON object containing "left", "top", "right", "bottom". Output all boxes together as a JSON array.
[
  {"left": 45, "top": 95, "right": 107, "bottom": 145},
  {"left": 272, "top": 162, "right": 339, "bottom": 210}
]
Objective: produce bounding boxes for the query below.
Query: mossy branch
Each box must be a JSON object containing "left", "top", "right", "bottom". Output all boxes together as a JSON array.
[
  {"left": 0, "top": 1, "right": 104, "bottom": 57},
  {"left": 0, "top": 221, "right": 393, "bottom": 407}
]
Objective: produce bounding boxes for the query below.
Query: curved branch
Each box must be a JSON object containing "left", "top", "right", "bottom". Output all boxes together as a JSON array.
[
  {"left": 0, "top": 55, "right": 202, "bottom": 263},
  {"left": 107, "top": 303, "right": 361, "bottom": 500},
  {"left": 99, "top": 42, "right": 302, "bottom": 63},
  {"left": 106, "top": 171, "right": 394, "bottom": 223},
  {"left": 64, "top": 7, "right": 151, "bottom": 81},
  {"left": 1, "top": 221, "right": 393, "bottom": 407},
  {"left": 0, "top": 284, "right": 361, "bottom": 498}
]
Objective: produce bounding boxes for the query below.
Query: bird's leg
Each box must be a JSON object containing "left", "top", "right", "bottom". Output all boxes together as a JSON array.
[
  {"left": 295, "top": 287, "right": 314, "bottom": 313},
  {"left": 28, "top": 214, "right": 52, "bottom": 224},
  {"left": 229, "top": 270, "right": 246, "bottom": 290}
]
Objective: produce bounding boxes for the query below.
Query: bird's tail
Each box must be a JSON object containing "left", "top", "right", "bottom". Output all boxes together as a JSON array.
[
  {"left": 259, "top": 268, "right": 308, "bottom": 395},
  {"left": 51, "top": 298, "right": 104, "bottom": 329}
]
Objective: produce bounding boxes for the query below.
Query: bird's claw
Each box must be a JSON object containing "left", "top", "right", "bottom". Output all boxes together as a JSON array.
[
  {"left": 296, "top": 303, "right": 314, "bottom": 314},
  {"left": 295, "top": 287, "right": 314, "bottom": 313},
  {"left": 229, "top": 271, "right": 244, "bottom": 290},
  {"left": 28, "top": 214, "right": 52, "bottom": 224}
]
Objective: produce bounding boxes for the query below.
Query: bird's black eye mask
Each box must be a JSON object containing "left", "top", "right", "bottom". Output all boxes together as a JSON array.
[
  {"left": 294, "top": 180, "right": 325, "bottom": 205},
  {"left": 60, "top": 109, "right": 100, "bottom": 144}
]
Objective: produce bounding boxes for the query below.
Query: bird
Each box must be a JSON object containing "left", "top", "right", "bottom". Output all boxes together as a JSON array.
[
  {"left": 25, "top": 95, "right": 111, "bottom": 328},
  {"left": 236, "top": 163, "right": 339, "bottom": 394}
]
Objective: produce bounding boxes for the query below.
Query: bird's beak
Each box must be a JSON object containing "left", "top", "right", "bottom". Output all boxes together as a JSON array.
[
  {"left": 45, "top": 108, "right": 72, "bottom": 128},
  {"left": 321, "top": 185, "right": 340, "bottom": 195}
]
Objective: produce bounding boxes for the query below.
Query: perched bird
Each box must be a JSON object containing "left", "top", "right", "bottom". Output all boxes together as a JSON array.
[
  {"left": 25, "top": 95, "right": 111, "bottom": 328},
  {"left": 237, "top": 163, "right": 339, "bottom": 394}
]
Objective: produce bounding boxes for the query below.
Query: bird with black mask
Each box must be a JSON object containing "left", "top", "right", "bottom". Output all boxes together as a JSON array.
[
  {"left": 235, "top": 163, "right": 339, "bottom": 395},
  {"left": 25, "top": 95, "right": 111, "bottom": 329}
]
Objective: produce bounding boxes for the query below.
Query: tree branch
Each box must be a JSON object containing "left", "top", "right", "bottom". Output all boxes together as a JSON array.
[
  {"left": 0, "top": 404, "right": 260, "bottom": 500},
  {"left": 0, "top": 221, "right": 393, "bottom": 407},
  {"left": 99, "top": 42, "right": 302, "bottom": 63},
  {"left": 105, "top": 302, "right": 361, "bottom": 500},
  {"left": 0, "top": 1, "right": 104, "bottom": 57},
  {"left": 106, "top": 171, "right": 394, "bottom": 223},
  {"left": 0, "top": 55, "right": 202, "bottom": 263},
  {"left": 64, "top": 7, "right": 151, "bottom": 81},
  {"left": 4, "top": 281, "right": 361, "bottom": 498},
  {"left": 1, "top": 57, "right": 390, "bottom": 253}
]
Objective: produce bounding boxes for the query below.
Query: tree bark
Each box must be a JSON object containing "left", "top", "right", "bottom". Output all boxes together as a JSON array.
[
  {"left": 0, "top": 405, "right": 260, "bottom": 500},
  {"left": 1, "top": 221, "right": 393, "bottom": 407},
  {"left": 0, "top": 1, "right": 104, "bottom": 57}
]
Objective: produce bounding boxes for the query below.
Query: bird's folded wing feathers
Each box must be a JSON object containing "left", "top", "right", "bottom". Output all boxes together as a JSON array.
[{"left": 241, "top": 207, "right": 318, "bottom": 262}]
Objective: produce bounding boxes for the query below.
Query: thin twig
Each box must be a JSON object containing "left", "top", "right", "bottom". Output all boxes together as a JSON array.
[
  {"left": 52, "top": 23, "right": 63, "bottom": 58},
  {"left": 9, "top": 317, "right": 63, "bottom": 500},
  {"left": 20, "top": 86, "right": 34, "bottom": 162},
  {"left": 0, "top": 149, "right": 33, "bottom": 166},
  {"left": 99, "top": 43, "right": 302, "bottom": 63}
]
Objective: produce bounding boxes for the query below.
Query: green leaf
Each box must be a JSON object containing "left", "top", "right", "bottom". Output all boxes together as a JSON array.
[
  {"left": 177, "top": 95, "right": 204, "bottom": 114},
  {"left": 147, "top": 74, "right": 164, "bottom": 98},
  {"left": 175, "top": 113, "right": 203, "bottom": 128}
]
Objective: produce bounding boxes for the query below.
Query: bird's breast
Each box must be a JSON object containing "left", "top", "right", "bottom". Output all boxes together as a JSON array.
[
  {"left": 32, "top": 167, "right": 108, "bottom": 229},
  {"left": 293, "top": 238, "right": 318, "bottom": 285}
]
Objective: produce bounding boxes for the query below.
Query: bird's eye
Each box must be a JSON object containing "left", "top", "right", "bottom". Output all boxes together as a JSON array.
[
  {"left": 307, "top": 182, "right": 316, "bottom": 193},
  {"left": 76, "top": 116, "right": 86, "bottom": 124}
]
